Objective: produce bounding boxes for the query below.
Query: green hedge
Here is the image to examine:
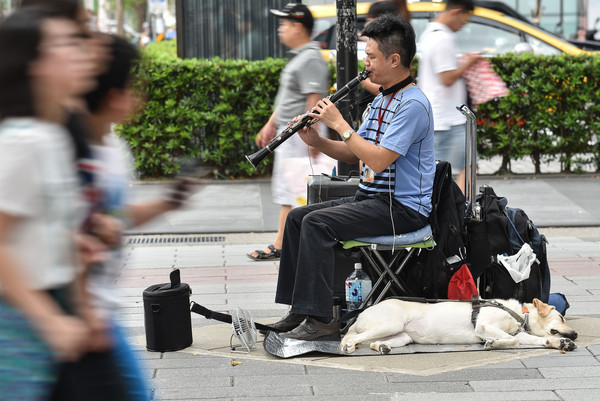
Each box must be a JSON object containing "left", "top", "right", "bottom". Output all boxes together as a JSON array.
[
  {"left": 477, "top": 53, "right": 600, "bottom": 173},
  {"left": 117, "top": 45, "right": 600, "bottom": 178},
  {"left": 118, "top": 44, "right": 285, "bottom": 178}
]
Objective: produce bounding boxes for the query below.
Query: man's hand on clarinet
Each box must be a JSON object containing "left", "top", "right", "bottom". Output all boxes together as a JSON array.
[
  {"left": 307, "top": 98, "right": 345, "bottom": 132},
  {"left": 292, "top": 114, "right": 322, "bottom": 147}
]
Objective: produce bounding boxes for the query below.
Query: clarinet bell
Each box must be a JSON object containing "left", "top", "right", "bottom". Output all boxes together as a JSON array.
[{"left": 245, "top": 147, "right": 271, "bottom": 169}]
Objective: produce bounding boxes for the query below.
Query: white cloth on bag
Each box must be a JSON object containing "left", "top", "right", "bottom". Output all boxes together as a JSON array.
[{"left": 497, "top": 243, "right": 537, "bottom": 283}]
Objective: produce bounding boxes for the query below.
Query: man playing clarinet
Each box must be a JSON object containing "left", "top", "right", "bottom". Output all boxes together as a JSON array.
[{"left": 270, "top": 14, "right": 435, "bottom": 341}]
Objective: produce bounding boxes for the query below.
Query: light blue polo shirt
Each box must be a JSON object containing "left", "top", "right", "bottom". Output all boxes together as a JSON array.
[{"left": 357, "top": 85, "right": 435, "bottom": 217}]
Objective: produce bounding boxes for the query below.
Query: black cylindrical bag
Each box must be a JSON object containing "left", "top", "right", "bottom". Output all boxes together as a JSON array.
[{"left": 143, "top": 269, "right": 192, "bottom": 352}]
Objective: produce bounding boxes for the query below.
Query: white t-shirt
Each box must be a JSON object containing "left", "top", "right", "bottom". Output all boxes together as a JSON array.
[
  {"left": 86, "top": 134, "right": 134, "bottom": 314},
  {"left": 418, "top": 22, "right": 467, "bottom": 130},
  {"left": 0, "top": 118, "right": 82, "bottom": 291}
]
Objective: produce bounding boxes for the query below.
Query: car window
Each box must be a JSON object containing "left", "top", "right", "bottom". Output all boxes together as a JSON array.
[
  {"left": 313, "top": 16, "right": 336, "bottom": 48},
  {"left": 312, "top": 7, "right": 570, "bottom": 59},
  {"left": 411, "top": 16, "right": 430, "bottom": 40},
  {"left": 456, "top": 20, "right": 522, "bottom": 55},
  {"left": 523, "top": 33, "right": 562, "bottom": 55},
  {"left": 313, "top": 16, "right": 367, "bottom": 49}
]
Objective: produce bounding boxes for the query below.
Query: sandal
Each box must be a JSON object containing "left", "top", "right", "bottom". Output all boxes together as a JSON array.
[{"left": 247, "top": 244, "right": 281, "bottom": 261}]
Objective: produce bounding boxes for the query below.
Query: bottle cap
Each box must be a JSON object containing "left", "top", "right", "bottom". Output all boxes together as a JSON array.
[{"left": 354, "top": 262, "right": 362, "bottom": 270}]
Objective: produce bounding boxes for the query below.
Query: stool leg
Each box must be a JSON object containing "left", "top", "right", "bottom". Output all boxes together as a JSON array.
[
  {"left": 358, "top": 248, "right": 385, "bottom": 308},
  {"left": 372, "top": 248, "right": 417, "bottom": 303}
]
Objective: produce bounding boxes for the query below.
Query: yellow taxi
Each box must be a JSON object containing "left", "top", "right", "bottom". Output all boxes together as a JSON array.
[{"left": 310, "top": 1, "right": 588, "bottom": 59}]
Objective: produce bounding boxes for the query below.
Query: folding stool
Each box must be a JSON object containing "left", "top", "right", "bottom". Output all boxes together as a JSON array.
[{"left": 341, "top": 225, "right": 435, "bottom": 308}]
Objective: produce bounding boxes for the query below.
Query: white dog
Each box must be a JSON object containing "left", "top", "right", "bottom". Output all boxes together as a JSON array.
[{"left": 340, "top": 298, "right": 578, "bottom": 354}]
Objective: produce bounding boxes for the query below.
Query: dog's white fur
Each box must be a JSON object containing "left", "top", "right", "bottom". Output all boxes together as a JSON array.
[{"left": 340, "top": 298, "right": 577, "bottom": 354}]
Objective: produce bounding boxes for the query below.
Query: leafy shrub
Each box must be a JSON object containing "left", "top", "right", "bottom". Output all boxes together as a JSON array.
[
  {"left": 145, "top": 40, "right": 177, "bottom": 58},
  {"left": 117, "top": 48, "right": 600, "bottom": 178},
  {"left": 477, "top": 53, "right": 600, "bottom": 173},
  {"left": 118, "top": 49, "right": 285, "bottom": 178}
]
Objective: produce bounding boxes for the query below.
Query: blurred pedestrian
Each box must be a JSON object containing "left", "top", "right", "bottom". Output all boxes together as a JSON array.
[
  {"left": 364, "top": 1, "right": 398, "bottom": 34},
  {"left": 139, "top": 22, "right": 150, "bottom": 47},
  {"left": 21, "top": 0, "right": 112, "bottom": 162},
  {"left": 21, "top": 0, "right": 86, "bottom": 29},
  {"left": 50, "top": 34, "right": 194, "bottom": 401},
  {"left": 417, "top": 0, "right": 481, "bottom": 193},
  {"left": 248, "top": 3, "right": 329, "bottom": 261},
  {"left": 383, "top": 0, "right": 411, "bottom": 22},
  {"left": 0, "top": 7, "right": 98, "bottom": 398}
]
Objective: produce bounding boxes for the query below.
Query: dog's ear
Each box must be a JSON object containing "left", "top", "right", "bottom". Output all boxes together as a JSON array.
[{"left": 532, "top": 298, "right": 555, "bottom": 317}]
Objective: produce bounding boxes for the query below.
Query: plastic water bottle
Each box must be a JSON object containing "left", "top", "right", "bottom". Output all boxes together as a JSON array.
[{"left": 345, "top": 263, "right": 372, "bottom": 311}]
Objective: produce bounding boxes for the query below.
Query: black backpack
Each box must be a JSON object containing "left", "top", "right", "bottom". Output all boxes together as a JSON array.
[
  {"left": 400, "top": 161, "right": 467, "bottom": 298},
  {"left": 466, "top": 185, "right": 550, "bottom": 303}
]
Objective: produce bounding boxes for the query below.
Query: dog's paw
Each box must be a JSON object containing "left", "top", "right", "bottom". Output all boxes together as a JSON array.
[
  {"left": 340, "top": 343, "right": 356, "bottom": 354},
  {"left": 559, "top": 338, "right": 577, "bottom": 352},
  {"left": 378, "top": 344, "right": 392, "bottom": 355},
  {"left": 369, "top": 341, "right": 392, "bottom": 354},
  {"left": 546, "top": 337, "right": 577, "bottom": 351},
  {"left": 484, "top": 340, "right": 495, "bottom": 349}
]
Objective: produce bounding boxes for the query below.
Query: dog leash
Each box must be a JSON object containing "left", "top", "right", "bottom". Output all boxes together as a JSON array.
[
  {"left": 385, "top": 295, "right": 531, "bottom": 334},
  {"left": 471, "top": 296, "right": 531, "bottom": 333},
  {"left": 388, "top": 296, "right": 531, "bottom": 334}
]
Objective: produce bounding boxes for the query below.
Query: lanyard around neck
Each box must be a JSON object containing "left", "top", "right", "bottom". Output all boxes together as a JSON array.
[{"left": 375, "top": 92, "right": 397, "bottom": 145}]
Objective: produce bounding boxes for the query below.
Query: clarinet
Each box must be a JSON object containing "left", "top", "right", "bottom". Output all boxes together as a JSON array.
[{"left": 245, "top": 70, "right": 370, "bottom": 169}]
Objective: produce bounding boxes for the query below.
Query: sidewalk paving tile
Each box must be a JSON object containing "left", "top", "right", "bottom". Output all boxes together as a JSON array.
[
  {"left": 469, "top": 376, "right": 600, "bottom": 392},
  {"left": 555, "top": 390, "right": 600, "bottom": 401},
  {"left": 116, "top": 178, "right": 600, "bottom": 400},
  {"left": 388, "top": 392, "right": 560, "bottom": 401}
]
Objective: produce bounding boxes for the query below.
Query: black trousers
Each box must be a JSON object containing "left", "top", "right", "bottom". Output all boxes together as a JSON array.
[{"left": 275, "top": 190, "right": 428, "bottom": 318}]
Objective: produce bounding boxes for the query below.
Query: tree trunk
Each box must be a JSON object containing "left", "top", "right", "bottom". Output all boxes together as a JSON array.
[
  {"left": 116, "top": 0, "right": 124, "bottom": 36},
  {"left": 132, "top": 0, "right": 147, "bottom": 33},
  {"left": 499, "top": 155, "right": 511, "bottom": 175}
]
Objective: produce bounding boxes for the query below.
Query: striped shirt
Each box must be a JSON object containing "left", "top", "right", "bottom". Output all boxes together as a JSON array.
[{"left": 357, "top": 85, "right": 435, "bottom": 217}]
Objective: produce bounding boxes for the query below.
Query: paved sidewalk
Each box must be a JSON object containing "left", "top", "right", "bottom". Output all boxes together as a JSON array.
[
  {"left": 118, "top": 230, "right": 600, "bottom": 401},
  {"left": 128, "top": 173, "right": 600, "bottom": 235},
  {"left": 116, "top": 173, "right": 600, "bottom": 401}
]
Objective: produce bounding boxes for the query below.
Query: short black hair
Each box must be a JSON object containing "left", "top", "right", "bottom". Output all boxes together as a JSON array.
[
  {"left": 445, "top": 0, "right": 475, "bottom": 12},
  {"left": 0, "top": 8, "right": 45, "bottom": 119},
  {"left": 20, "top": 0, "right": 81, "bottom": 20},
  {"left": 84, "top": 34, "right": 140, "bottom": 113},
  {"left": 360, "top": 13, "right": 416, "bottom": 69}
]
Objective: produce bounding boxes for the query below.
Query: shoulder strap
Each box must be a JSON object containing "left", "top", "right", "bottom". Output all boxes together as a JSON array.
[
  {"left": 501, "top": 206, "right": 527, "bottom": 245},
  {"left": 470, "top": 297, "right": 530, "bottom": 333},
  {"left": 191, "top": 302, "right": 281, "bottom": 332}
]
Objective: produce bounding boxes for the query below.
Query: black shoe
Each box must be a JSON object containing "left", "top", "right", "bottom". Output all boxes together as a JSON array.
[
  {"left": 260, "top": 312, "right": 306, "bottom": 335},
  {"left": 280, "top": 317, "right": 340, "bottom": 341}
]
